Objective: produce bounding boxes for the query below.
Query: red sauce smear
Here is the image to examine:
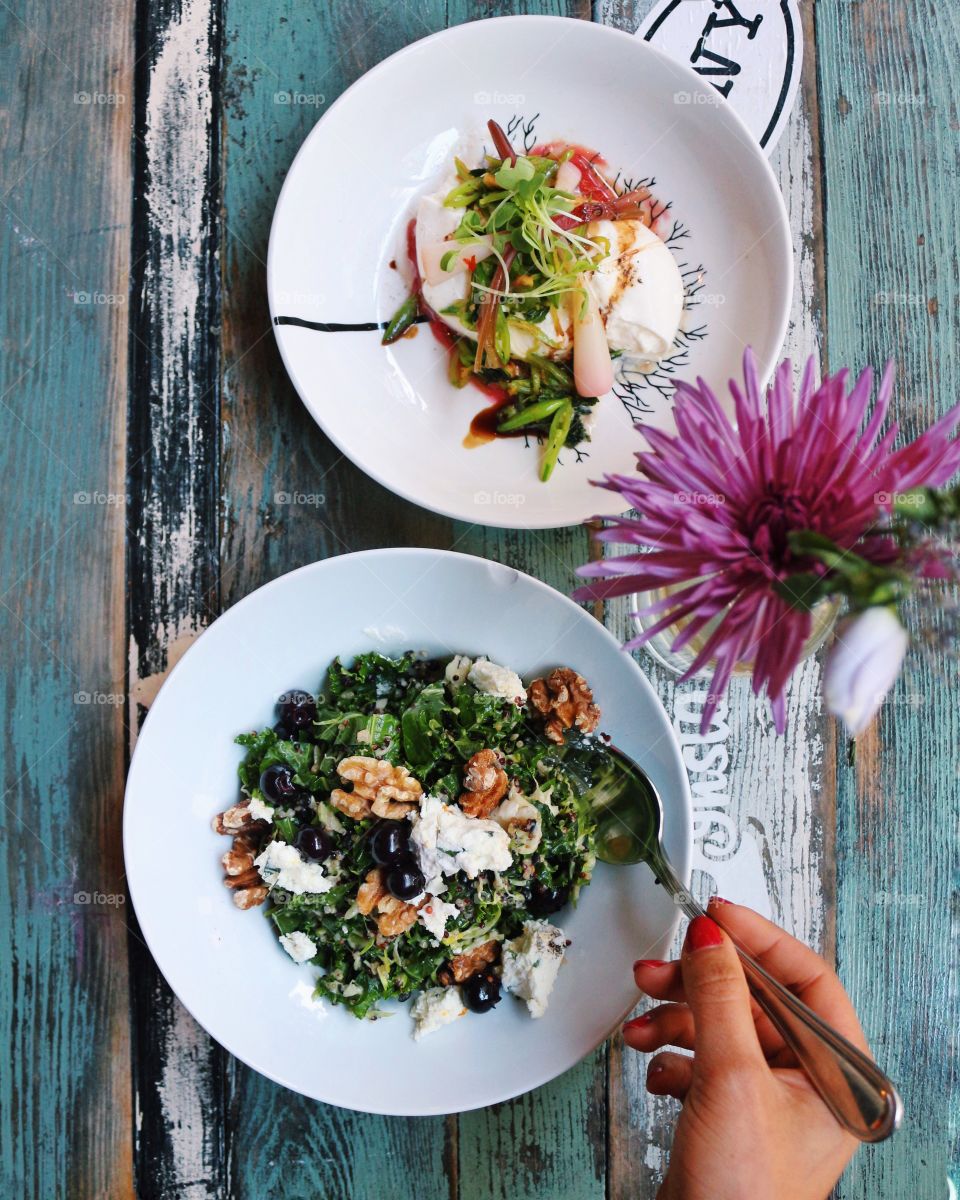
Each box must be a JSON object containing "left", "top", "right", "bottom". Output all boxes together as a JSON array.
[
  {"left": 531, "top": 141, "right": 667, "bottom": 234},
  {"left": 405, "top": 218, "right": 510, "bottom": 446}
]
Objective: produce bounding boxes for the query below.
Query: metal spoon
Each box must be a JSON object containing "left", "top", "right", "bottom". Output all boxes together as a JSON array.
[{"left": 562, "top": 736, "right": 903, "bottom": 1143}]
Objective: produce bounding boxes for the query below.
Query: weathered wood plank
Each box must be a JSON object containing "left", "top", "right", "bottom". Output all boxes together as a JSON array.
[
  {"left": 218, "top": 4, "right": 455, "bottom": 1197},
  {"left": 0, "top": 1, "right": 135, "bottom": 1197},
  {"left": 594, "top": 2, "right": 831, "bottom": 1196},
  {"left": 126, "top": 0, "right": 228, "bottom": 1195},
  {"left": 456, "top": 1053, "right": 606, "bottom": 1200},
  {"left": 817, "top": 3, "right": 960, "bottom": 1196},
  {"left": 218, "top": 0, "right": 454, "bottom": 599}
]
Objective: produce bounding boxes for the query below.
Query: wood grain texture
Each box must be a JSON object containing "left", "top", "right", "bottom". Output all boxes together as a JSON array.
[
  {"left": 126, "top": 0, "right": 227, "bottom": 1195},
  {"left": 595, "top": 1, "right": 832, "bottom": 1196},
  {"left": 218, "top": 0, "right": 453, "bottom": 607},
  {"left": 218, "top": 3, "right": 455, "bottom": 1197},
  {"left": 0, "top": 1, "right": 135, "bottom": 1197},
  {"left": 816, "top": 3, "right": 960, "bottom": 1196}
]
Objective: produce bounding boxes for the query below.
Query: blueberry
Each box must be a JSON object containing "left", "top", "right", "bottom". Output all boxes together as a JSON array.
[
  {"left": 259, "top": 764, "right": 302, "bottom": 803},
  {"left": 462, "top": 970, "right": 501, "bottom": 1013},
  {"left": 385, "top": 859, "right": 425, "bottom": 901},
  {"left": 278, "top": 689, "right": 317, "bottom": 731},
  {"left": 296, "top": 826, "right": 331, "bottom": 861},
  {"left": 527, "top": 881, "right": 570, "bottom": 917},
  {"left": 368, "top": 821, "right": 410, "bottom": 866}
]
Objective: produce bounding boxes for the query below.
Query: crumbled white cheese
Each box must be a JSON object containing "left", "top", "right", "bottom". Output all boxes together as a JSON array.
[
  {"left": 501, "top": 920, "right": 566, "bottom": 1018},
  {"left": 417, "top": 896, "right": 460, "bottom": 944},
  {"left": 254, "top": 840, "right": 333, "bottom": 895},
  {"left": 279, "top": 931, "right": 317, "bottom": 963},
  {"left": 411, "top": 986, "right": 466, "bottom": 1040},
  {"left": 247, "top": 796, "right": 274, "bottom": 824},
  {"left": 444, "top": 653, "right": 473, "bottom": 690},
  {"left": 467, "top": 658, "right": 527, "bottom": 705},
  {"left": 491, "top": 785, "right": 542, "bottom": 854},
  {"left": 409, "top": 794, "right": 513, "bottom": 893}
]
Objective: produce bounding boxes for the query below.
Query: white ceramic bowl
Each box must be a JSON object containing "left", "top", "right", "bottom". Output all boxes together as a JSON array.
[
  {"left": 124, "top": 549, "right": 692, "bottom": 1115},
  {"left": 268, "top": 15, "right": 792, "bottom": 530}
]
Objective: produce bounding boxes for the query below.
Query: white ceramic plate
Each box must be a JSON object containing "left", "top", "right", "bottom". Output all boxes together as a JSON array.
[
  {"left": 268, "top": 15, "right": 791, "bottom": 530},
  {"left": 124, "top": 549, "right": 692, "bottom": 1115}
]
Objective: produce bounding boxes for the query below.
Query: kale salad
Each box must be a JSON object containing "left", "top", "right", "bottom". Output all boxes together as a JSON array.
[{"left": 213, "top": 652, "right": 602, "bottom": 1037}]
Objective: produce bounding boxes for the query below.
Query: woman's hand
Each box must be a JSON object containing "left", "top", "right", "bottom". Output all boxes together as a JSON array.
[{"left": 626, "top": 898, "right": 866, "bottom": 1200}]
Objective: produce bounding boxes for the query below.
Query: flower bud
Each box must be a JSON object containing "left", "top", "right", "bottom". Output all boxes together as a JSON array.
[{"left": 823, "top": 607, "right": 908, "bottom": 735}]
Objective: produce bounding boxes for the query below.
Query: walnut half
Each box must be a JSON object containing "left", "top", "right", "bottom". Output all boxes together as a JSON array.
[
  {"left": 528, "top": 667, "right": 600, "bottom": 744},
  {"left": 459, "top": 748, "right": 508, "bottom": 819},
  {"left": 212, "top": 800, "right": 269, "bottom": 909},
  {"left": 356, "top": 867, "right": 421, "bottom": 939},
  {"left": 438, "top": 939, "right": 500, "bottom": 985},
  {"left": 331, "top": 756, "right": 423, "bottom": 821}
]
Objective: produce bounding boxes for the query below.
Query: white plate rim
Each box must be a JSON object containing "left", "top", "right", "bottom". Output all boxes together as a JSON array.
[
  {"left": 266, "top": 15, "right": 793, "bottom": 532},
  {"left": 123, "top": 547, "right": 693, "bottom": 1114}
]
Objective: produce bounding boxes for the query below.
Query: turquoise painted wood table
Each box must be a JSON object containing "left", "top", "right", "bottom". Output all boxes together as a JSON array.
[{"left": 2, "top": 1, "right": 957, "bottom": 1196}]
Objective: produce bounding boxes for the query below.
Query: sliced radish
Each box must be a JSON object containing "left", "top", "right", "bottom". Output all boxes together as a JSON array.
[
  {"left": 572, "top": 280, "right": 614, "bottom": 397},
  {"left": 554, "top": 161, "right": 582, "bottom": 193},
  {"left": 420, "top": 237, "right": 494, "bottom": 286}
]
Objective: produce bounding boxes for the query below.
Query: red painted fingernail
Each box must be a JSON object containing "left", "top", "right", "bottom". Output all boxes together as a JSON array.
[
  {"left": 623, "top": 1014, "right": 652, "bottom": 1031},
  {"left": 633, "top": 958, "right": 668, "bottom": 970},
  {"left": 710, "top": 895, "right": 732, "bottom": 906},
  {"left": 684, "top": 914, "right": 724, "bottom": 953},
  {"left": 647, "top": 1060, "right": 666, "bottom": 1078}
]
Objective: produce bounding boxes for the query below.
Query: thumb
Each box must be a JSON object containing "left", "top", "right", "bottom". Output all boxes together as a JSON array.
[{"left": 681, "top": 914, "right": 765, "bottom": 1077}]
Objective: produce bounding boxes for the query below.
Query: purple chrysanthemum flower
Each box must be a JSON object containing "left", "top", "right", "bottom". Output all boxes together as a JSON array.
[{"left": 575, "top": 349, "right": 960, "bottom": 733}]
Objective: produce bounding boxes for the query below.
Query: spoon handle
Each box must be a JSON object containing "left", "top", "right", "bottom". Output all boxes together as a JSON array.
[{"left": 655, "top": 859, "right": 902, "bottom": 1143}]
